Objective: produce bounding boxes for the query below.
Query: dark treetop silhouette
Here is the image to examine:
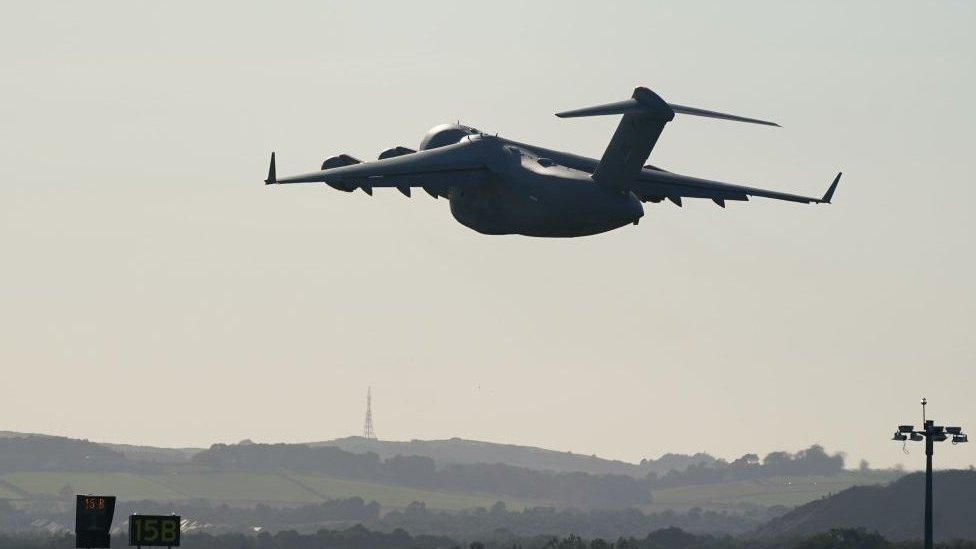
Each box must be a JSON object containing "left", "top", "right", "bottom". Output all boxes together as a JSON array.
[{"left": 265, "top": 86, "right": 841, "bottom": 238}]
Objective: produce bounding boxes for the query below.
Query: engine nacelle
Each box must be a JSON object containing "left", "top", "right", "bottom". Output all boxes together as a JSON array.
[
  {"left": 321, "top": 154, "right": 361, "bottom": 192},
  {"left": 378, "top": 146, "right": 415, "bottom": 159}
]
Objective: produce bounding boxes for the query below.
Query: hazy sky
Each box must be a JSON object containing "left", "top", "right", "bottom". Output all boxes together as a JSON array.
[{"left": 2, "top": 1, "right": 974, "bottom": 470}]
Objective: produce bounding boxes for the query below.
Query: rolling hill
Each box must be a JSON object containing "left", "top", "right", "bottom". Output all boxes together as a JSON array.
[
  {"left": 311, "top": 436, "right": 714, "bottom": 477},
  {"left": 647, "top": 470, "right": 902, "bottom": 512},
  {"left": 753, "top": 470, "right": 976, "bottom": 541},
  {"left": 0, "top": 431, "right": 900, "bottom": 514},
  {"left": 2, "top": 431, "right": 711, "bottom": 476}
]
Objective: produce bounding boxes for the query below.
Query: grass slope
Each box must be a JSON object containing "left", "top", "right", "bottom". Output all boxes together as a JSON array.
[
  {"left": 754, "top": 470, "right": 976, "bottom": 541},
  {"left": 2, "top": 472, "right": 185, "bottom": 501},
  {"left": 0, "top": 471, "right": 545, "bottom": 510},
  {"left": 647, "top": 471, "right": 901, "bottom": 511},
  {"left": 0, "top": 469, "right": 898, "bottom": 513},
  {"left": 0, "top": 483, "right": 24, "bottom": 500},
  {"left": 151, "top": 473, "right": 322, "bottom": 503},
  {"left": 291, "top": 473, "right": 545, "bottom": 511}
]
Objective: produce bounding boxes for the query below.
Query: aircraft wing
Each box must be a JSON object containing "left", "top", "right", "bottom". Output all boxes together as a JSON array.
[
  {"left": 264, "top": 139, "right": 489, "bottom": 192},
  {"left": 632, "top": 170, "right": 841, "bottom": 207}
]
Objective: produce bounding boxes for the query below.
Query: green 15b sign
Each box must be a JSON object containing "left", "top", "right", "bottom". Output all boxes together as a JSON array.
[{"left": 129, "top": 515, "right": 180, "bottom": 547}]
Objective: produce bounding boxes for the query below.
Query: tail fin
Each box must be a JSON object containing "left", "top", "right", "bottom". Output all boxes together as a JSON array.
[{"left": 556, "top": 87, "right": 778, "bottom": 189}]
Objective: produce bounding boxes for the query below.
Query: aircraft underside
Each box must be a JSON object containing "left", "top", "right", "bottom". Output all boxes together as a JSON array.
[{"left": 446, "top": 173, "right": 644, "bottom": 238}]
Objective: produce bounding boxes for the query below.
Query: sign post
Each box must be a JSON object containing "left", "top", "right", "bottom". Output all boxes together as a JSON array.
[
  {"left": 129, "top": 514, "right": 181, "bottom": 548},
  {"left": 75, "top": 495, "right": 116, "bottom": 548}
]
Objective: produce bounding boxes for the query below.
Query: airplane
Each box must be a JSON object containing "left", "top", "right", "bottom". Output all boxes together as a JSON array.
[{"left": 264, "top": 86, "right": 841, "bottom": 238}]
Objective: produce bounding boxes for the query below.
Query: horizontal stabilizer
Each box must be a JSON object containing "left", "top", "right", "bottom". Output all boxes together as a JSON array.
[
  {"left": 556, "top": 87, "right": 674, "bottom": 120},
  {"left": 669, "top": 104, "right": 779, "bottom": 127},
  {"left": 555, "top": 98, "right": 657, "bottom": 119},
  {"left": 556, "top": 87, "right": 779, "bottom": 127}
]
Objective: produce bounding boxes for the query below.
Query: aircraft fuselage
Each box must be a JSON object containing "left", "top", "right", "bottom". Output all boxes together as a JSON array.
[{"left": 445, "top": 136, "right": 644, "bottom": 237}]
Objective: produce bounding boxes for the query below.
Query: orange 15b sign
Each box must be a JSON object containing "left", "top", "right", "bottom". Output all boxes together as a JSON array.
[
  {"left": 129, "top": 515, "right": 181, "bottom": 547},
  {"left": 75, "top": 495, "right": 116, "bottom": 548}
]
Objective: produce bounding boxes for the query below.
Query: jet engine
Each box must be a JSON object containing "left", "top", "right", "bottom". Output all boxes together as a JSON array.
[
  {"left": 378, "top": 147, "right": 417, "bottom": 197},
  {"left": 320, "top": 154, "right": 361, "bottom": 192},
  {"left": 378, "top": 146, "right": 415, "bottom": 159}
]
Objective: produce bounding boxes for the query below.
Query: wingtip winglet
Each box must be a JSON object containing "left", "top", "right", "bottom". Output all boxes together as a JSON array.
[
  {"left": 264, "top": 152, "right": 276, "bottom": 185},
  {"left": 821, "top": 172, "right": 841, "bottom": 203}
]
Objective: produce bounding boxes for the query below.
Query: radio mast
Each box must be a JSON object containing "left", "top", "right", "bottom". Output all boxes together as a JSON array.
[{"left": 363, "top": 386, "right": 377, "bottom": 440}]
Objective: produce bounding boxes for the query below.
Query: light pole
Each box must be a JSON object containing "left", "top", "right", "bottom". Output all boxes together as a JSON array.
[{"left": 891, "top": 398, "right": 967, "bottom": 549}]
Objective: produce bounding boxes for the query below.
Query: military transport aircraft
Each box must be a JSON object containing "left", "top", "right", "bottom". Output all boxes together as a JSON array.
[{"left": 264, "top": 87, "right": 840, "bottom": 237}]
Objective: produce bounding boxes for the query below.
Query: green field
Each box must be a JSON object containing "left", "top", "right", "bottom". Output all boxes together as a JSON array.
[
  {"left": 0, "top": 483, "right": 25, "bottom": 500},
  {"left": 2, "top": 472, "right": 185, "bottom": 501},
  {"left": 0, "top": 470, "right": 900, "bottom": 512},
  {"left": 151, "top": 472, "right": 321, "bottom": 503},
  {"left": 0, "top": 471, "right": 546, "bottom": 510},
  {"left": 648, "top": 471, "right": 901, "bottom": 511},
  {"left": 291, "top": 473, "right": 545, "bottom": 511}
]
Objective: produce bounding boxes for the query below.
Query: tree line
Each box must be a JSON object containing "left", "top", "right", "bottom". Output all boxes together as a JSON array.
[
  {"left": 2, "top": 527, "right": 975, "bottom": 549},
  {"left": 0, "top": 434, "right": 853, "bottom": 494},
  {"left": 379, "top": 501, "right": 767, "bottom": 540},
  {"left": 0, "top": 436, "right": 136, "bottom": 473},
  {"left": 646, "top": 445, "right": 846, "bottom": 489},
  {"left": 0, "top": 496, "right": 770, "bottom": 539},
  {"left": 194, "top": 443, "right": 653, "bottom": 508}
]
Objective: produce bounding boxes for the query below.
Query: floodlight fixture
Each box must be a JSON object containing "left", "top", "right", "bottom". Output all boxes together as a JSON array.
[{"left": 891, "top": 397, "right": 967, "bottom": 549}]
